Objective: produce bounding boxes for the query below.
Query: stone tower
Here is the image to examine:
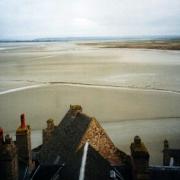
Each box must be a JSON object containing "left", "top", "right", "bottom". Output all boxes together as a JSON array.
[
  {"left": 43, "top": 118, "right": 56, "bottom": 144},
  {"left": 16, "top": 113, "right": 32, "bottom": 169},
  {"left": 163, "top": 139, "right": 170, "bottom": 166},
  {"left": 130, "top": 136, "right": 149, "bottom": 180},
  {"left": 0, "top": 134, "right": 18, "bottom": 180}
]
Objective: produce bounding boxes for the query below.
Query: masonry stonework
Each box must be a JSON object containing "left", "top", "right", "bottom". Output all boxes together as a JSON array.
[
  {"left": 0, "top": 134, "right": 18, "bottom": 180},
  {"left": 77, "top": 118, "right": 122, "bottom": 166},
  {"left": 130, "top": 136, "right": 150, "bottom": 180},
  {"left": 43, "top": 118, "right": 56, "bottom": 144}
]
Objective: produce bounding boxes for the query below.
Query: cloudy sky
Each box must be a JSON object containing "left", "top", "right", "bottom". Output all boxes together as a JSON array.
[{"left": 0, "top": 0, "right": 180, "bottom": 39}]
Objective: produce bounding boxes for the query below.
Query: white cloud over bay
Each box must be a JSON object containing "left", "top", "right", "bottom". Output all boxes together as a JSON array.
[{"left": 0, "top": 0, "right": 180, "bottom": 39}]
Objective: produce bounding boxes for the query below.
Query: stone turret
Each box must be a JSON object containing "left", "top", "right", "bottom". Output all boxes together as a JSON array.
[
  {"left": 43, "top": 118, "right": 56, "bottom": 144},
  {"left": 163, "top": 139, "right": 170, "bottom": 166},
  {"left": 0, "top": 134, "right": 18, "bottom": 180},
  {"left": 16, "top": 113, "right": 32, "bottom": 169},
  {"left": 130, "top": 136, "right": 149, "bottom": 180}
]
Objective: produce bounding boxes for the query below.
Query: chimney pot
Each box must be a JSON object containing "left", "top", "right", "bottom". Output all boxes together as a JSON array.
[
  {"left": 0, "top": 127, "right": 3, "bottom": 144},
  {"left": 20, "top": 113, "right": 26, "bottom": 128}
]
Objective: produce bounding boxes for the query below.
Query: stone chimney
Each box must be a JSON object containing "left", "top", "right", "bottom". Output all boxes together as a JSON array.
[
  {"left": 16, "top": 113, "right": 32, "bottom": 169},
  {"left": 70, "top": 105, "right": 82, "bottom": 117},
  {"left": 130, "top": 136, "right": 150, "bottom": 180},
  {"left": 43, "top": 118, "right": 56, "bottom": 144},
  {"left": 163, "top": 139, "right": 170, "bottom": 166},
  {"left": 0, "top": 134, "right": 18, "bottom": 180}
]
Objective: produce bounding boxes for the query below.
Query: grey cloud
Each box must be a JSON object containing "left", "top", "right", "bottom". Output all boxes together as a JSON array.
[{"left": 0, "top": 0, "right": 180, "bottom": 39}]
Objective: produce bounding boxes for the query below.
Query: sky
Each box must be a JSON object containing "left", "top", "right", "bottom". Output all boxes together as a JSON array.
[{"left": 0, "top": 0, "right": 180, "bottom": 39}]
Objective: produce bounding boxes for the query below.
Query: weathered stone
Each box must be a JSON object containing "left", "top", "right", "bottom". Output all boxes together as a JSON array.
[
  {"left": 43, "top": 118, "right": 57, "bottom": 144},
  {"left": 0, "top": 134, "right": 18, "bottom": 180},
  {"left": 77, "top": 118, "right": 122, "bottom": 165},
  {"left": 130, "top": 136, "right": 150, "bottom": 180}
]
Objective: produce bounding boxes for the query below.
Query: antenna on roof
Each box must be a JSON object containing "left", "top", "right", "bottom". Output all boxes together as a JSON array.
[
  {"left": 54, "top": 155, "right": 60, "bottom": 165},
  {"left": 79, "top": 142, "right": 89, "bottom": 180}
]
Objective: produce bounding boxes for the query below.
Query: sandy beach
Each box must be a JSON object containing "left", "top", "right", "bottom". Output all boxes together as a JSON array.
[{"left": 0, "top": 41, "right": 180, "bottom": 165}]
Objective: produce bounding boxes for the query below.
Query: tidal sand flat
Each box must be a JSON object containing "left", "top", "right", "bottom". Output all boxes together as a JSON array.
[
  {"left": 79, "top": 39, "right": 180, "bottom": 50},
  {"left": 1, "top": 84, "right": 180, "bottom": 165},
  {"left": 0, "top": 41, "right": 180, "bottom": 165}
]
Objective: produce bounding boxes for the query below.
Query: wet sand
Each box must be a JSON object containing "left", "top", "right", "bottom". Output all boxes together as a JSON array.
[
  {"left": 1, "top": 84, "right": 180, "bottom": 165},
  {"left": 0, "top": 41, "right": 180, "bottom": 165},
  {"left": 1, "top": 42, "right": 180, "bottom": 93}
]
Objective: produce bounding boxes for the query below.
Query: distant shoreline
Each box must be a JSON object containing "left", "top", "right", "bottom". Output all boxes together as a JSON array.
[
  {"left": 1, "top": 39, "right": 180, "bottom": 50},
  {"left": 1, "top": 35, "right": 180, "bottom": 43},
  {"left": 78, "top": 40, "right": 180, "bottom": 50}
]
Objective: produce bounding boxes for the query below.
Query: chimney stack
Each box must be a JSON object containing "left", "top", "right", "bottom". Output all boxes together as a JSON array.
[
  {"left": 0, "top": 134, "right": 18, "bottom": 180},
  {"left": 16, "top": 113, "right": 32, "bottom": 170},
  {"left": 163, "top": 139, "right": 170, "bottom": 166},
  {"left": 0, "top": 127, "right": 4, "bottom": 145},
  {"left": 43, "top": 119, "right": 56, "bottom": 144},
  {"left": 130, "top": 136, "right": 150, "bottom": 180}
]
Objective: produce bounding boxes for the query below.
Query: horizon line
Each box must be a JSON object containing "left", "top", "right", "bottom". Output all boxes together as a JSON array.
[{"left": 1, "top": 35, "right": 180, "bottom": 42}]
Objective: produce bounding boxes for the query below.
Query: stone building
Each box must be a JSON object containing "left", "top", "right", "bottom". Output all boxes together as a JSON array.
[
  {"left": 1, "top": 105, "right": 180, "bottom": 180},
  {"left": 39, "top": 105, "right": 129, "bottom": 166}
]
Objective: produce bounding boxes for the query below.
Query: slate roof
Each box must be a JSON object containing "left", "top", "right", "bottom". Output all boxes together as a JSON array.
[
  {"left": 164, "top": 149, "right": 180, "bottom": 166},
  {"left": 30, "top": 165, "right": 64, "bottom": 180},
  {"left": 59, "top": 143, "right": 112, "bottom": 180},
  {"left": 33, "top": 143, "right": 129, "bottom": 180},
  {"left": 149, "top": 166, "right": 180, "bottom": 180},
  {"left": 38, "top": 108, "right": 92, "bottom": 164}
]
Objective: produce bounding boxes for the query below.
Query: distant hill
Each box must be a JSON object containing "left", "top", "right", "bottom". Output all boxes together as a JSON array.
[{"left": 1, "top": 35, "right": 180, "bottom": 43}]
